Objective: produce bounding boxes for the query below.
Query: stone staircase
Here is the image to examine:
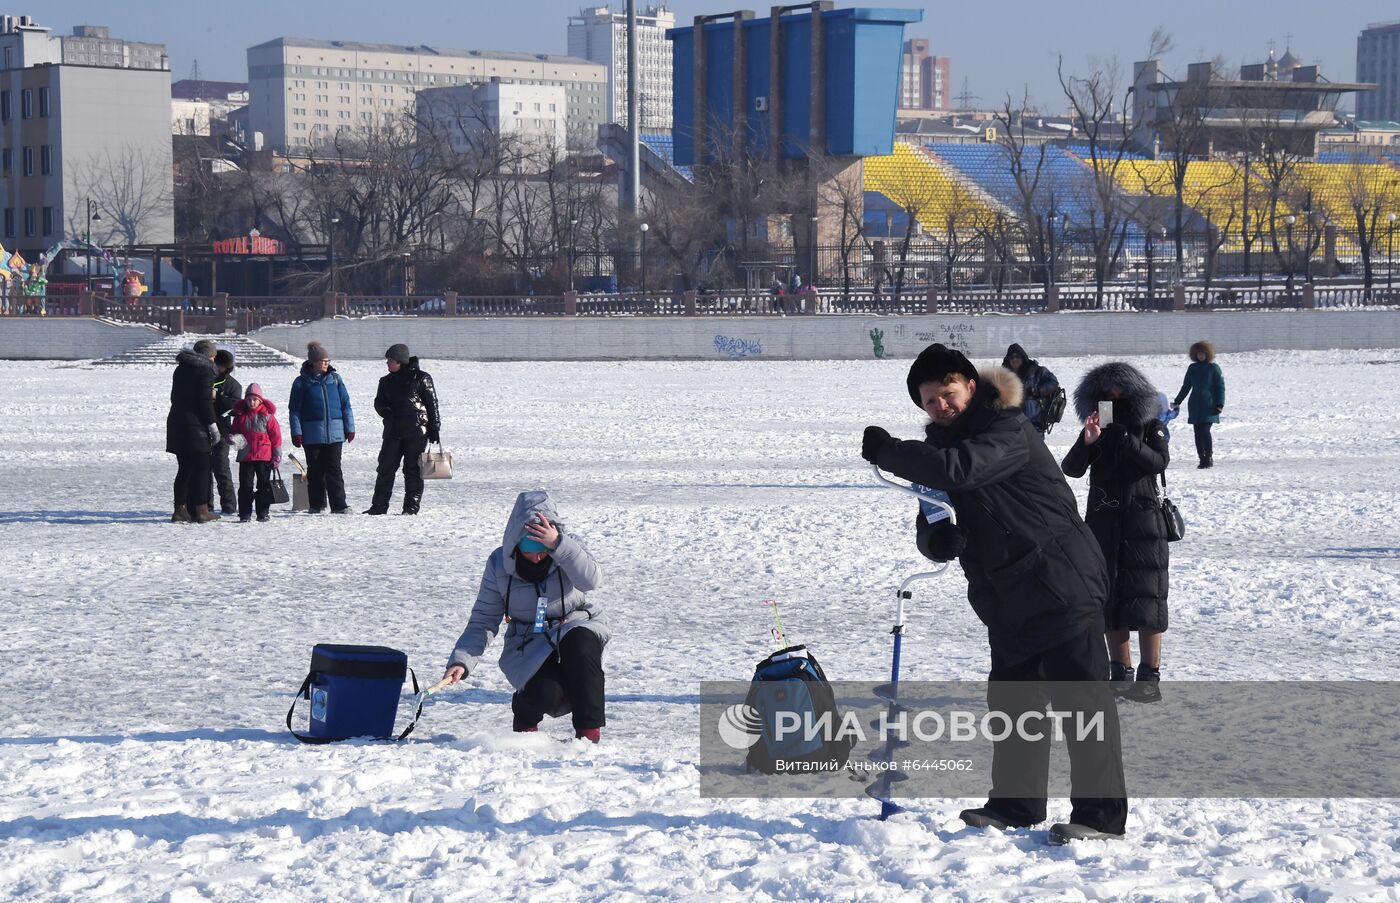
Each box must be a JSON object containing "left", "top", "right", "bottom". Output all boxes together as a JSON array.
[{"left": 91, "top": 334, "right": 298, "bottom": 368}]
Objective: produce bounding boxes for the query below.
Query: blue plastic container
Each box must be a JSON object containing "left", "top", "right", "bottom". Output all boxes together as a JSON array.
[{"left": 305, "top": 644, "right": 407, "bottom": 741}]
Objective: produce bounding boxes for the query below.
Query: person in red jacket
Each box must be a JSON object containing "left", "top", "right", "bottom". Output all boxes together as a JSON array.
[{"left": 229, "top": 383, "right": 284, "bottom": 522}]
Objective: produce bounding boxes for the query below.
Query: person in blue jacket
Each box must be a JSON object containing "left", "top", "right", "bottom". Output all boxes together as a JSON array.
[
  {"left": 288, "top": 341, "right": 356, "bottom": 513},
  {"left": 1001, "top": 343, "right": 1060, "bottom": 436},
  {"left": 1171, "top": 340, "right": 1226, "bottom": 469}
]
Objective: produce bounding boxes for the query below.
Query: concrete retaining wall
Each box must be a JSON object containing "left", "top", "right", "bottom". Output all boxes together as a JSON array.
[
  {"left": 4, "top": 310, "right": 1398, "bottom": 361},
  {"left": 253, "top": 310, "right": 1400, "bottom": 361},
  {"left": 0, "top": 319, "right": 163, "bottom": 360}
]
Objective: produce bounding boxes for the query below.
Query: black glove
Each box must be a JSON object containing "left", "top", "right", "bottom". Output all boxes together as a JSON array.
[
  {"left": 426, "top": 429, "right": 440, "bottom": 445},
  {"left": 1101, "top": 422, "right": 1128, "bottom": 444},
  {"left": 862, "top": 426, "right": 892, "bottom": 465},
  {"left": 924, "top": 518, "right": 968, "bottom": 560}
]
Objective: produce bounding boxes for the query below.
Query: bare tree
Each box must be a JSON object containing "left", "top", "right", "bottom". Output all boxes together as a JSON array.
[
  {"left": 68, "top": 144, "right": 174, "bottom": 248},
  {"left": 993, "top": 94, "right": 1054, "bottom": 286},
  {"left": 1057, "top": 54, "right": 1145, "bottom": 304}
]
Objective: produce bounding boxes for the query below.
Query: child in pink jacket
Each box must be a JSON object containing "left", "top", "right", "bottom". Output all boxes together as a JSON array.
[{"left": 229, "top": 383, "right": 283, "bottom": 522}]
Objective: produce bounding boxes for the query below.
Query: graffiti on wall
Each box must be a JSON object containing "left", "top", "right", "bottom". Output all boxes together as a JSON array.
[{"left": 714, "top": 335, "right": 763, "bottom": 359}]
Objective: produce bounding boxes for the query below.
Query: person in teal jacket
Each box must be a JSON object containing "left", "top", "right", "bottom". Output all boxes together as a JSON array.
[{"left": 1171, "top": 340, "right": 1226, "bottom": 469}]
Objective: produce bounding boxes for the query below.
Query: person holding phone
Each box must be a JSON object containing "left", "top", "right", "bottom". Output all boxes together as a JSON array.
[
  {"left": 441, "top": 491, "right": 609, "bottom": 742},
  {"left": 1061, "top": 362, "right": 1170, "bottom": 703}
]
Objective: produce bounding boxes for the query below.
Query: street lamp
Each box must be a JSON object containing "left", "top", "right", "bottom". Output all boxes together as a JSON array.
[
  {"left": 809, "top": 214, "right": 819, "bottom": 291},
  {"left": 1388, "top": 212, "right": 1396, "bottom": 296},
  {"left": 569, "top": 218, "right": 578, "bottom": 292},
  {"left": 84, "top": 198, "right": 102, "bottom": 287},
  {"left": 638, "top": 222, "right": 649, "bottom": 292},
  {"left": 401, "top": 251, "right": 411, "bottom": 297},
  {"left": 1284, "top": 214, "right": 1296, "bottom": 296},
  {"left": 328, "top": 213, "right": 340, "bottom": 294},
  {"left": 1046, "top": 206, "right": 1058, "bottom": 289}
]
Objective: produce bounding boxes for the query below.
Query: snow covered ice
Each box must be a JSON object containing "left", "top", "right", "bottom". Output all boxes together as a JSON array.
[{"left": 1, "top": 350, "right": 1398, "bottom": 901}]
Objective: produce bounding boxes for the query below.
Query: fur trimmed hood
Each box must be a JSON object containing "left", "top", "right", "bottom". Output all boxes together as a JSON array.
[
  {"left": 1072, "top": 361, "right": 1159, "bottom": 426},
  {"left": 1189, "top": 340, "right": 1215, "bottom": 362},
  {"left": 981, "top": 366, "right": 1024, "bottom": 410}
]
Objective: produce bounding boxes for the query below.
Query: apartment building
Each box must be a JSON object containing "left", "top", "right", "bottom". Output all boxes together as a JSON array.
[{"left": 567, "top": 4, "right": 673, "bottom": 130}]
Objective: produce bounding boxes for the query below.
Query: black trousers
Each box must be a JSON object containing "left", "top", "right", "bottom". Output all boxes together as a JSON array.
[
  {"left": 984, "top": 626, "right": 1128, "bottom": 833},
  {"left": 1193, "top": 422, "right": 1214, "bottom": 463},
  {"left": 173, "top": 452, "right": 210, "bottom": 511},
  {"left": 512, "top": 628, "right": 606, "bottom": 733},
  {"left": 238, "top": 461, "right": 273, "bottom": 518},
  {"left": 210, "top": 442, "right": 236, "bottom": 512},
  {"left": 371, "top": 433, "right": 427, "bottom": 512},
  {"left": 304, "top": 442, "right": 346, "bottom": 511}
]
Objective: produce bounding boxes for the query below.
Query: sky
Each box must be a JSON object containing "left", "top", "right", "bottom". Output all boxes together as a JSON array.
[{"left": 37, "top": 0, "right": 1400, "bottom": 110}]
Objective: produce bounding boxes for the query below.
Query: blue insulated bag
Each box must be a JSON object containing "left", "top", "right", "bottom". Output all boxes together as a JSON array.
[
  {"left": 286, "top": 644, "right": 424, "bottom": 743},
  {"left": 744, "top": 645, "right": 855, "bottom": 774}
]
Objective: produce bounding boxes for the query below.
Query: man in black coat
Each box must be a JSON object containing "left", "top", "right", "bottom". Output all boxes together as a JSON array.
[
  {"left": 209, "top": 349, "right": 241, "bottom": 515},
  {"left": 165, "top": 339, "right": 221, "bottom": 523},
  {"left": 861, "top": 343, "right": 1127, "bottom": 845},
  {"left": 365, "top": 343, "right": 441, "bottom": 515}
]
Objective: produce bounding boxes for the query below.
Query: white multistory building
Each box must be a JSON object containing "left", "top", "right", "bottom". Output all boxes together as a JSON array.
[
  {"left": 246, "top": 37, "right": 606, "bottom": 151},
  {"left": 417, "top": 81, "right": 568, "bottom": 163},
  {"left": 0, "top": 15, "right": 173, "bottom": 256},
  {"left": 566, "top": 5, "right": 673, "bottom": 130}
]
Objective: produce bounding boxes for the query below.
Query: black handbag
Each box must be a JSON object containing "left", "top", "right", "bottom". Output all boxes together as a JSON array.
[
  {"left": 269, "top": 467, "right": 291, "bottom": 505},
  {"left": 1156, "top": 473, "right": 1184, "bottom": 542}
]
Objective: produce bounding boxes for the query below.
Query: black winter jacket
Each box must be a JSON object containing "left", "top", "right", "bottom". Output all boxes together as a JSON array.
[
  {"left": 1061, "top": 363, "right": 1171, "bottom": 631},
  {"left": 874, "top": 367, "right": 1109, "bottom": 664},
  {"left": 1001, "top": 343, "right": 1059, "bottom": 433},
  {"left": 165, "top": 351, "right": 218, "bottom": 455},
  {"left": 213, "top": 373, "right": 242, "bottom": 437},
  {"left": 373, "top": 358, "right": 441, "bottom": 440}
]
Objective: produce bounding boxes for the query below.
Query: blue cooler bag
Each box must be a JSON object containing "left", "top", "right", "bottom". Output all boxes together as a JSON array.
[{"left": 286, "top": 644, "right": 424, "bottom": 743}]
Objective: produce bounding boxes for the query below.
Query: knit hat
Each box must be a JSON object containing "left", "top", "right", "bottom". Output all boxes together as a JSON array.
[
  {"left": 307, "top": 341, "right": 330, "bottom": 362},
  {"left": 906, "top": 343, "right": 979, "bottom": 406},
  {"left": 245, "top": 383, "right": 264, "bottom": 399},
  {"left": 385, "top": 343, "right": 411, "bottom": 364},
  {"left": 214, "top": 349, "right": 235, "bottom": 370},
  {"left": 518, "top": 536, "right": 549, "bottom": 553}
]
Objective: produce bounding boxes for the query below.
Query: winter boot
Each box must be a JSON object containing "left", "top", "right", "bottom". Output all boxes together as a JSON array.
[
  {"left": 401, "top": 494, "right": 421, "bottom": 516},
  {"left": 362, "top": 506, "right": 388, "bottom": 515},
  {"left": 1109, "top": 661, "right": 1135, "bottom": 696},
  {"left": 1048, "top": 822, "right": 1125, "bottom": 845},
  {"left": 193, "top": 504, "right": 221, "bottom": 523},
  {"left": 171, "top": 505, "right": 192, "bottom": 523},
  {"left": 1197, "top": 457, "right": 1213, "bottom": 469},
  {"left": 1127, "top": 664, "right": 1161, "bottom": 703},
  {"left": 958, "top": 807, "right": 1036, "bottom": 831},
  {"left": 576, "top": 728, "right": 601, "bottom": 744}
]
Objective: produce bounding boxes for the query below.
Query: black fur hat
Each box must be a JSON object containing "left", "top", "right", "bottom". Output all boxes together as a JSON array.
[{"left": 907, "top": 343, "right": 979, "bottom": 406}]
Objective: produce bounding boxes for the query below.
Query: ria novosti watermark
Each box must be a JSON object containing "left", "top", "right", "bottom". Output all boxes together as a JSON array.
[{"left": 700, "top": 681, "right": 1400, "bottom": 799}]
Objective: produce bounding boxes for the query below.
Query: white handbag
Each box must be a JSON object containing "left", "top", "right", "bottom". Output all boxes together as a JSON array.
[{"left": 419, "top": 443, "right": 453, "bottom": 480}]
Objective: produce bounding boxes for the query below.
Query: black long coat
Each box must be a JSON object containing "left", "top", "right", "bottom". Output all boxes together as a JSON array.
[
  {"left": 1061, "top": 402, "right": 1170, "bottom": 631},
  {"left": 165, "top": 351, "right": 217, "bottom": 455},
  {"left": 874, "top": 367, "right": 1110, "bottom": 664}
]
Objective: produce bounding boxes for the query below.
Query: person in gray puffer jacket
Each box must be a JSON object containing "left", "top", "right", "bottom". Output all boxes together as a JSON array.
[{"left": 442, "top": 491, "right": 609, "bottom": 741}]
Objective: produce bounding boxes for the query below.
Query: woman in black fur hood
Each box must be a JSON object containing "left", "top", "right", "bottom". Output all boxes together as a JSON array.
[{"left": 1061, "top": 362, "right": 1170, "bottom": 702}]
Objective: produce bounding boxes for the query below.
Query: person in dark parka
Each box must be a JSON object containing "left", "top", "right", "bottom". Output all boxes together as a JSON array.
[
  {"left": 209, "top": 349, "right": 241, "bottom": 515},
  {"left": 1001, "top": 343, "right": 1060, "bottom": 435},
  {"left": 1061, "top": 362, "right": 1170, "bottom": 703},
  {"left": 365, "top": 343, "right": 440, "bottom": 515},
  {"left": 1171, "top": 340, "right": 1226, "bottom": 469},
  {"left": 288, "top": 341, "right": 356, "bottom": 514},
  {"left": 165, "top": 339, "right": 221, "bottom": 523},
  {"left": 861, "top": 343, "right": 1127, "bottom": 845}
]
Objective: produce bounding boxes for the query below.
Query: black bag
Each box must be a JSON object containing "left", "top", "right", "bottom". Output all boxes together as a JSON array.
[
  {"left": 744, "top": 645, "right": 855, "bottom": 775},
  {"left": 1156, "top": 473, "right": 1184, "bottom": 542},
  {"left": 1042, "top": 386, "right": 1067, "bottom": 432},
  {"left": 269, "top": 467, "right": 291, "bottom": 505}
]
